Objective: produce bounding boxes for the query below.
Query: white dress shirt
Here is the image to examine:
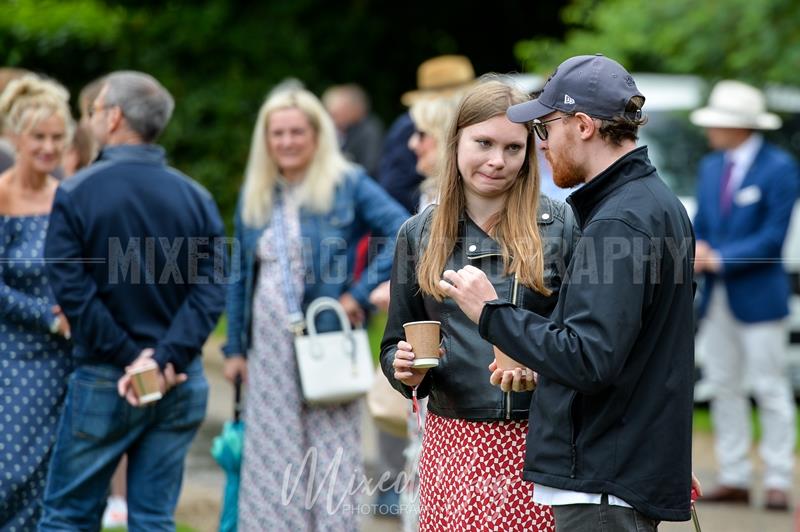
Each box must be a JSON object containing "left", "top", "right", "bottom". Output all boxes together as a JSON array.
[{"left": 533, "top": 484, "right": 633, "bottom": 508}]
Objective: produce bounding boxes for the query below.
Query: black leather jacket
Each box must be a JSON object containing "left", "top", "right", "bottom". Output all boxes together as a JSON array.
[{"left": 380, "top": 196, "right": 579, "bottom": 421}]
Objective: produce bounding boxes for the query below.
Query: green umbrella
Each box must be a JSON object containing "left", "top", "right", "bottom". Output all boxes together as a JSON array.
[{"left": 211, "top": 378, "right": 243, "bottom": 532}]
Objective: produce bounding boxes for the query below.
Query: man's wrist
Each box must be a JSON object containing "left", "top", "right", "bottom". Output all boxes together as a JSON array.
[{"left": 478, "top": 299, "right": 513, "bottom": 339}]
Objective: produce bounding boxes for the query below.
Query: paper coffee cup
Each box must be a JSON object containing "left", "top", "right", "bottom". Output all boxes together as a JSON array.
[
  {"left": 493, "top": 345, "right": 526, "bottom": 371},
  {"left": 403, "top": 320, "right": 441, "bottom": 368},
  {"left": 128, "top": 360, "right": 163, "bottom": 404}
]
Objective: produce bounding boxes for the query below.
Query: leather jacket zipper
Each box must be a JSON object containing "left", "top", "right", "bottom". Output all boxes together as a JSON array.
[
  {"left": 467, "top": 251, "right": 515, "bottom": 420},
  {"left": 506, "top": 273, "right": 520, "bottom": 420}
]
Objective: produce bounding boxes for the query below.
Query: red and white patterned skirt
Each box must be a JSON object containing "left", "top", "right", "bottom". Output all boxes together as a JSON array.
[{"left": 418, "top": 413, "right": 555, "bottom": 531}]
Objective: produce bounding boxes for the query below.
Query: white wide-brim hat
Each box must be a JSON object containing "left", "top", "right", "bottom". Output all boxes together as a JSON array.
[{"left": 690, "top": 79, "right": 781, "bottom": 130}]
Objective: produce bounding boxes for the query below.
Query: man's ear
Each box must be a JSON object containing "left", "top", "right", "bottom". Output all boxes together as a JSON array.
[
  {"left": 107, "top": 106, "right": 124, "bottom": 134},
  {"left": 574, "top": 112, "right": 597, "bottom": 140}
]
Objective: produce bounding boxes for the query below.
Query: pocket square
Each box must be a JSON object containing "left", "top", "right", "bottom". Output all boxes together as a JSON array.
[{"left": 734, "top": 185, "right": 761, "bottom": 206}]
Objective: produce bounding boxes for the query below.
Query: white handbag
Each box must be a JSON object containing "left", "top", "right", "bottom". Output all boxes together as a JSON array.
[
  {"left": 294, "top": 297, "right": 374, "bottom": 405},
  {"left": 271, "top": 191, "right": 373, "bottom": 405}
]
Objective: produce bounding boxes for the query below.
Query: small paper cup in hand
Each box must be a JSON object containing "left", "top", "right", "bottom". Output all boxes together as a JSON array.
[
  {"left": 493, "top": 345, "right": 526, "bottom": 371},
  {"left": 403, "top": 320, "right": 441, "bottom": 368},
  {"left": 128, "top": 360, "right": 163, "bottom": 404}
]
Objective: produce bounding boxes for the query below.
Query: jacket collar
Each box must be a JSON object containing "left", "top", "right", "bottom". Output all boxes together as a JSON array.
[
  {"left": 458, "top": 197, "right": 556, "bottom": 258},
  {"left": 567, "top": 146, "right": 656, "bottom": 227},
  {"left": 461, "top": 216, "right": 502, "bottom": 257},
  {"left": 98, "top": 144, "right": 167, "bottom": 165}
]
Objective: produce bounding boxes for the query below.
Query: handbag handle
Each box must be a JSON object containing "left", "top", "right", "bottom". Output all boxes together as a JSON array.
[{"left": 305, "top": 296, "right": 353, "bottom": 336}]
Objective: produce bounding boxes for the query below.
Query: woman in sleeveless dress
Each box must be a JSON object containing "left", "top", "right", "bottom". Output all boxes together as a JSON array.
[{"left": 0, "top": 74, "right": 74, "bottom": 529}]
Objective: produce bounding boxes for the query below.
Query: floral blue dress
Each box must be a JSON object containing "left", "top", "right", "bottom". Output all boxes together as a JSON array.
[{"left": 0, "top": 214, "right": 72, "bottom": 530}]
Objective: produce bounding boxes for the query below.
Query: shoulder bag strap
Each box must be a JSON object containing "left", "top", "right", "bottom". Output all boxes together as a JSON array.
[{"left": 271, "top": 190, "right": 306, "bottom": 335}]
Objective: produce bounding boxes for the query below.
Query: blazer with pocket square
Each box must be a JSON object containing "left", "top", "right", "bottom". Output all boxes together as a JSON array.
[{"left": 694, "top": 140, "right": 800, "bottom": 322}]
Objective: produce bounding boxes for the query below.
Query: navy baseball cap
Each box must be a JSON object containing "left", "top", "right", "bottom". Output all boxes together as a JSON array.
[{"left": 507, "top": 54, "right": 644, "bottom": 123}]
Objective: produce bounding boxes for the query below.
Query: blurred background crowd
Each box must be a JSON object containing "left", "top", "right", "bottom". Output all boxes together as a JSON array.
[{"left": 2, "top": 1, "right": 800, "bottom": 531}]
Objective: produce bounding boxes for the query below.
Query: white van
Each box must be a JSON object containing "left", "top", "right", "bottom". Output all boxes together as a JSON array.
[{"left": 509, "top": 73, "right": 800, "bottom": 399}]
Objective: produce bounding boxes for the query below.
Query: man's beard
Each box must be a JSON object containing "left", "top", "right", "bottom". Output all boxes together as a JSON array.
[{"left": 546, "top": 147, "right": 585, "bottom": 189}]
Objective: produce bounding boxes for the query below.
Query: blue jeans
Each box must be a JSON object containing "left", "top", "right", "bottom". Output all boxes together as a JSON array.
[{"left": 38, "top": 358, "right": 208, "bottom": 531}]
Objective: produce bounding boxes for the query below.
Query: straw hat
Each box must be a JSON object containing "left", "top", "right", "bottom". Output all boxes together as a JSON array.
[
  {"left": 690, "top": 80, "right": 781, "bottom": 130},
  {"left": 401, "top": 55, "right": 475, "bottom": 106}
]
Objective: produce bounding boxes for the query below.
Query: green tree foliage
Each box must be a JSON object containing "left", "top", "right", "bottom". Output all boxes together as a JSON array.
[
  {"left": 1, "top": 0, "right": 562, "bottom": 228},
  {"left": 515, "top": 0, "right": 800, "bottom": 85}
]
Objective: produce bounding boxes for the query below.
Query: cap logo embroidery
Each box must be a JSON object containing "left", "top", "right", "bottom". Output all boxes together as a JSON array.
[{"left": 564, "top": 94, "right": 575, "bottom": 105}]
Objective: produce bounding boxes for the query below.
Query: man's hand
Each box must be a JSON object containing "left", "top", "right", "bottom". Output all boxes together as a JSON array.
[
  {"left": 339, "top": 292, "right": 366, "bottom": 326},
  {"left": 438, "top": 265, "right": 498, "bottom": 323},
  {"left": 117, "top": 348, "right": 188, "bottom": 407},
  {"left": 694, "top": 240, "right": 722, "bottom": 274},
  {"left": 488, "top": 360, "right": 537, "bottom": 392}
]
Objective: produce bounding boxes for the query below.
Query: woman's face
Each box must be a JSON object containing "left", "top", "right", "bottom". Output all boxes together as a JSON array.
[
  {"left": 456, "top": 114, "right": 528, "bottom": 200},
  {"left": 408, "top": 127, "right": 438, "bottom": 177},
  {"left": 14, "top": 113, "right": 67, "bottom": 176},
  {"left": 266, "top": 107, "right": 317, "bottom": 180}
]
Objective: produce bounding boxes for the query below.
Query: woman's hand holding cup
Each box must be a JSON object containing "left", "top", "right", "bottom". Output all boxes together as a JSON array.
[{"left": 393, "top": 340, "right": 430, "bottom": 387}]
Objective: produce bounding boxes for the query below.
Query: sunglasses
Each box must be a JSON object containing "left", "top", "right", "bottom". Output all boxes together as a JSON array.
[{"left": 532, "top": 116, "right": 565, "bottom": 141}]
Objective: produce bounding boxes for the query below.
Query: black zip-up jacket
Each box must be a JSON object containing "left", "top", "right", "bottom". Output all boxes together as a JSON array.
[
  {"left": 479, "top": 147, "right": 695, "bottom": 521},
  {"left": 380, "top": 196, "right": 578, "bottom": 421}
]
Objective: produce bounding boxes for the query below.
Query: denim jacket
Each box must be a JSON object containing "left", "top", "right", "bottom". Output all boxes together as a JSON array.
[{"left": 223, "top": 169, "right": 409, "bottom": 357}]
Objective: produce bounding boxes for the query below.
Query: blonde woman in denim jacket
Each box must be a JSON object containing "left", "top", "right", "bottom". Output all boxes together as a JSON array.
[{"left": 223, "top": 87, "right": 407, "bottom": 530}]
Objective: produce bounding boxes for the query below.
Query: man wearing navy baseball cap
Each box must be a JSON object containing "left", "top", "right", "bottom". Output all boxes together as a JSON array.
[{"left": 439, "top": 54, "right": 698, "bottom": 529}]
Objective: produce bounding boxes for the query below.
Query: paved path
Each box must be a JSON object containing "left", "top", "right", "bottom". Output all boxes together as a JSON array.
[{"left": 175, "top": 338, "right": 798, "bottom": 531}]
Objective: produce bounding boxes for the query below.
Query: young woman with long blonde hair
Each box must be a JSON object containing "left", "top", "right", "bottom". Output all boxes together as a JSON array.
[{"left": 381, "top": 78, "right": 577, "bottom": 530}]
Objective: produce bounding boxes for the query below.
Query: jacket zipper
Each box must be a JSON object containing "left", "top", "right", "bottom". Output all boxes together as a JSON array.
[
  {"left": 506, "top": 273, "right": 520, "bottom": 420},
  {"left": 569, "top": 391, "right": 578, "bottom": 478},
  {"left": 467, "top": 252, "right": 515, "bottom": 420}
]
